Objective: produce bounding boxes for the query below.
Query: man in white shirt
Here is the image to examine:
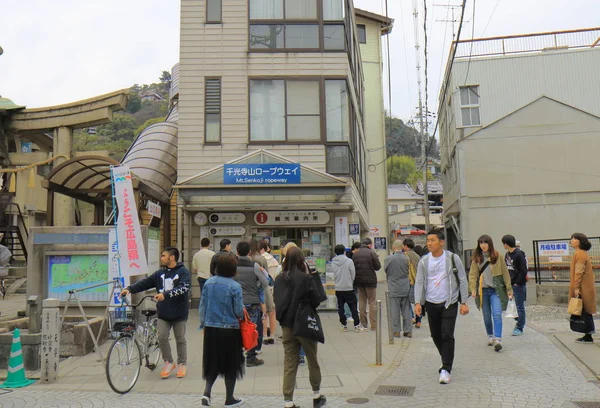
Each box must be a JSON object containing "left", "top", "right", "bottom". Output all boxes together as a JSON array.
[
  {"left": 192, "top": 238, "right": 215, "bottom": 294},
  {"left": 414, "top": 229, "right": 469, "bottom": 385}
]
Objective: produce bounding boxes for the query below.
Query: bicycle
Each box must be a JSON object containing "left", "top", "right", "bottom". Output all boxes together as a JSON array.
[
  {"left": 0, "top": 265, "right": 9, "bottom": 299},
  {"left": 105, "top": 295, "right": 162, "bottom": 394}
]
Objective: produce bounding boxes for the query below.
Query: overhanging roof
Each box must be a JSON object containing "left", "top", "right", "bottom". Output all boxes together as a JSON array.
[
  {"left": 175, "top": 149, "right": 349, "bottom": 190},
  {"left": 355, "top": 8, "right": 394, "bottom": 35}
]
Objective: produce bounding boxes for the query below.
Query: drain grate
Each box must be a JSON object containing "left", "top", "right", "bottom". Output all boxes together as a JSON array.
[
  {"left": 573, "top": 402, "right": 600, "bottom": 408},
  {"left": 346, "top": 397, "right": 370, "bottom": 404},
  {"left": 374, "top": 385, "right": 415, "bottom": 397}
]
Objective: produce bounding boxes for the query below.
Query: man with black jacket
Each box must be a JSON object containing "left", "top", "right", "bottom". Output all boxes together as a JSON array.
[
  {"left": 352, "top": 238, "right": 382, "bottom": 330},
  {"left": 209, "top": 238, "right": 232, "bottom": 276},
  {"left": 233, "top": 241, "right": 270, "bottom": 367},
  {"left": 120, "top": 247, "right": 190, "bottom": 379},
  {"left": 502, "top": 235, "right": 527, "bottom": 336}
]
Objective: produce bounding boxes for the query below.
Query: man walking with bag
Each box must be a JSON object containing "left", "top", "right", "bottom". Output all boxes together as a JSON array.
[
  {"left": 414, "top": 229, "right": 469, "bottom": 384},
  {"left": 502, "top": 235, "right": 527, "bottom": 336}
]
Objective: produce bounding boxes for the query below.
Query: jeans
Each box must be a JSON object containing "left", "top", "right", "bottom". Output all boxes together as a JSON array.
[
  {"left": 356, "top": 285, "right": 377, "bottom": 329},
  {"left": 481, "top": 287, "right": 503, "bottom": 338},
  {"left": 245, "top": 304, "right": 262, "bottom": 361},
  {"left": 157, "top": 318, "right": 187, "bottom": 364},
  {"left": 390, "top": 296, "right": 412, "bottom": 334},
  {"left": 197, "top": 277, "right": 207, "bottom": 293},
  {"left": 425, "top": 301, "right": 458, "bottom": 373},
  {"left": 410, "top": 306, "right": 422, "bottom": 324},
  {"left": 512, "top": 284, "right": 526, "bottom": 331},
  {"left": 282, "top": 327, "right": 321, "bottom": 402},
  {"left": 336, "top": 290, "right": 360, "bottom": 326}
]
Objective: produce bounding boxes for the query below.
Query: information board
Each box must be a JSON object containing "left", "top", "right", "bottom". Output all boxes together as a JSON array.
[{"left": 47, "top": 254, "right": 109, "bottom": 302}]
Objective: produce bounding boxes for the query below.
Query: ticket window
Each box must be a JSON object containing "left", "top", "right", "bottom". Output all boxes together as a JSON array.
[{"left": 253, "top": 228, "right": 332, "bottom": 261}]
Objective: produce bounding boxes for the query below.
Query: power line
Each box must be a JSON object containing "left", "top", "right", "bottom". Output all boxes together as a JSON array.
[
  {"left": 463, "top": 0, "right": 477, "bottom": 85},
  {"left": 422, "top": 0, "right": 468, "bottom": 163},
  {"left": 481, "top": 0, "right": 501, "bottom": 37}
]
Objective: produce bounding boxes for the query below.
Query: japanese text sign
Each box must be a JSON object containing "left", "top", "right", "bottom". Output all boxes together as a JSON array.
[
  {"left": 538, "top": 242, "right": 569, "bottom": 256},
  {"left": 112, "top": 166, "right": 148, "bottom": 284},
  {"left": 224, "top": 164, "right": 301, "bottom": 185}
]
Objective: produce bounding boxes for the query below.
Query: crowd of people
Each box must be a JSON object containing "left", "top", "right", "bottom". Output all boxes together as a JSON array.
[{"left": 113, "top": 228, "right": 596, "bottom": 406}]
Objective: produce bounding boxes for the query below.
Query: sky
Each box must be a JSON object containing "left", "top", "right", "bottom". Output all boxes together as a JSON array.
[{"left": 1, "top": 0, "right": 599, "bottom": 125}]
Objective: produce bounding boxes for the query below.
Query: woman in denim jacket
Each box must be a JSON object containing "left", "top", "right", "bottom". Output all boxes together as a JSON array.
[{"left": 199, "top": 252, "right": 245, "bottom": 407}]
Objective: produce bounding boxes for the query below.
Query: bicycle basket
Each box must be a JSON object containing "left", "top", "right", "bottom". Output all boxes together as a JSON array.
[{"left": 109, "top": 309, "right": 136, "bottom": 333}]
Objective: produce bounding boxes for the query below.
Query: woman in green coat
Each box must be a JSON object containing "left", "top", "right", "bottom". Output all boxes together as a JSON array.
[{"left": 469, "top": 235, "right": 513, "bottom": 352}]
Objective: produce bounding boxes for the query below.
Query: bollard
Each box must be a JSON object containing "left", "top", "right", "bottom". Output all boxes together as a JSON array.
[
  {"left": 385, "top": 291, "right": 394, "bottom": 345},
  {"left": 41, "top": 298, "right": 60, "bottom": 383},
  {"left": 27, "top": 295, "right": 41, "bottom": 334},
  {"left": 376, "top": 300, "right": 382, "bottom": 366}
]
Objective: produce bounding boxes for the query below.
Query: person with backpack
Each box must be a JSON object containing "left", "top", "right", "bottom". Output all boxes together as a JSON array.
[
  {"left": 469, "top": 235, "right": 513, "bottom": 352},
  {"left": 414, "top": 229, "right": 469, "bottom": 385},
  {"left": 502, "top": 234, "right": 528, "bottom": 336},
  {"left": 352, "top": 238, "right": 382, "bottom": 330},
  {"left": 332, "top": 244, "right": 368, "bottom": 333}
]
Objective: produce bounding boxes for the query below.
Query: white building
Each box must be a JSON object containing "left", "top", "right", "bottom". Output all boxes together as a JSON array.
[{"left": 437, "top": 28, "right": 600, "bottom": 257}]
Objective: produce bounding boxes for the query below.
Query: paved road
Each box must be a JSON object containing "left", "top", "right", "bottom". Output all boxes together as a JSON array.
[{"left": 2, "top": 298, "right": 600, "bottom": 407}]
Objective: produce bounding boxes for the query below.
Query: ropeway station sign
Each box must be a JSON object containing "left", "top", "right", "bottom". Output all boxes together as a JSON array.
[{"left": 224, "top": 163, "right": 301, "bottom": 185}]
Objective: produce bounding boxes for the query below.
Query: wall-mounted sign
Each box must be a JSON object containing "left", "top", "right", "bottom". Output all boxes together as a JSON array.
[
  {"left": 209, "top": 213, "right": 246, "bottom": 224},
  {"left": 146, "top": 201, "right": 162, "bottom": 219},
  {"left": 194, "top": 212, "right": 208, "bottom": 226},
  {"left": 254, "top": 211, "right": 330, "bottom": 226},
  {"left": 335, "top": 217, "right": 349, "bottom": 247},
  {"left": 224, "top": 163, "right": 301, "bottom": 185},
  {"left": 538, "top": 242, "right": 569, "bottom": 256},
  {"left": 374, "top": 237, "right": 387, "bottom": 250},
  {"left": 369, "top": 225, "right": 381, "bottom": 237},
  {"left": 349, "top": 224, "right": 360, "bottom": 235},
  {"left": 209, "top": 226, "right": 246, "bottom": 236}
]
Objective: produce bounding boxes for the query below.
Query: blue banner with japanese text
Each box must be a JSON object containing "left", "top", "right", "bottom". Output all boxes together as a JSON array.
[{"left": 224, "top": 163, "right": 301, "bottom": 185}]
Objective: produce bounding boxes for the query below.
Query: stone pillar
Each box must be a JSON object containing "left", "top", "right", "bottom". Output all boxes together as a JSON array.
[
  {"left": 41, "top": 298, "right": 60, "bottom": 383},
  {"left": 52, "top": 126, "right": 74, "bottom": 226}
]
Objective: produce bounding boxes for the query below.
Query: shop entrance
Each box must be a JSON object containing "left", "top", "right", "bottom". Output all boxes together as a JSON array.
[{"left": 254, "top": 227, "right": 333, "bottom": 264}]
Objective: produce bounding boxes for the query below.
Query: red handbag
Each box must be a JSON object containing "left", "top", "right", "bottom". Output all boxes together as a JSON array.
[{"left": 240, "top": 308, "right": 258, "bottom": 350}]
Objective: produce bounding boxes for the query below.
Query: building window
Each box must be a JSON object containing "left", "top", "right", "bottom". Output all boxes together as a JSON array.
[
  {"left": 206, "top": 0, "right": 222, "bottom": 23},
  {"left": 249, "top": 0, "right": 345, "bottom": 51},
  {"left": 388, "top": 205, "right": 398, "bottom": 213},
  {"left": 459, "top": 86, "right": 480, "bottom": 127},
  {"left": 357, "top": 24, "right": 366, "bottom": 43},
  {"left": 250, "top": 79, "right": 321, "bottom": 142},
  {"left": 326, "top": 145, "right": 350, "bottom": 174},
  {"left": 205, "top": 78, "right": 221, "bottom": 143},
  {"left": 325, "top": 80, "right": 349, "bottom": 141}
]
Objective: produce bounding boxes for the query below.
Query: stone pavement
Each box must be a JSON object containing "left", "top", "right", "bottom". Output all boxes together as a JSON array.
[{"left": 2, "top": 288, "right": 600, "bottom": 407}]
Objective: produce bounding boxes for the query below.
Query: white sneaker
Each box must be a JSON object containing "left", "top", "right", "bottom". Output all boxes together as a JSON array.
[
  {"left": 494, "top": 339, "right": 503, "bottom": 352},
  {"left": 487, "top": 336, "right": 494, "bottom": 346},
  {"left": 439, "top": 369, "right": 450, "bottom": 384},
  {"left": 354, "top": 324, "right": 369, "bottom": 332}
]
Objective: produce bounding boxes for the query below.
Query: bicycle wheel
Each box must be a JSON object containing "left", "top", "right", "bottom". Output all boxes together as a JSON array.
[
  {"left": 145, "top": 318, "right": 161, "bottom": 370},
  {"left": 106, "top": 334, "right": 142, "bottom": 394}
]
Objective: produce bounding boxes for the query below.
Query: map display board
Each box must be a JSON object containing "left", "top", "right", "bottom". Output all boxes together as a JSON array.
[{"left": 47, "top": 254, "right": 109, "bottom": 301}]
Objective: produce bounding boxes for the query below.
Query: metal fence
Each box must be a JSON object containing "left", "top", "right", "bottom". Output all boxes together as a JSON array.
[{"left": 533, "top": 237, "right": 600, "bottom": 283}]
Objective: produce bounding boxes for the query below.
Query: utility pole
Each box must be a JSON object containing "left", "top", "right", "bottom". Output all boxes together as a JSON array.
[
  {"left": 435, "top": 4, "right": 469, "bottom": 39},
  {"left": 413, "top": 0, "right": 430, "bottom": 232}
]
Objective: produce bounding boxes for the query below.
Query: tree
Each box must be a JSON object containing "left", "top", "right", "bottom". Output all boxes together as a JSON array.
[
  {"left": 385, "top": 115, "right": 440, "bottom": 159},
  {"left": 97, "top": 114, "right": 137, "bottom": 141},
  {"left": 135, "top": 116, "right": 166, "bottom": 136},
  {"left": 387, "top": 155, "right": 417, "bottom": 184}
]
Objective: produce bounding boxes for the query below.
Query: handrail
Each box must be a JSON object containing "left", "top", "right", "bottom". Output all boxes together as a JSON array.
[{"left": 5, "top": 203, "right": 28, "bottom": 239}]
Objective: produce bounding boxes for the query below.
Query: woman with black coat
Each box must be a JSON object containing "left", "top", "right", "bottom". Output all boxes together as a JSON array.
[{"left": 274, "top": 247, "right": 327, "bottom": 408}]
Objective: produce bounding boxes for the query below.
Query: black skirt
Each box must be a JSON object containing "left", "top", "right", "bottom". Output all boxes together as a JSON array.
[{"left": 202, "top": 326, "right": 245, "bottom": 380}]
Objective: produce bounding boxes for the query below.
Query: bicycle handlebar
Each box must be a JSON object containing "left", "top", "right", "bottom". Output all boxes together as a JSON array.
[{"left": 120, "top": 294, "right": 157, "bottom": 309}]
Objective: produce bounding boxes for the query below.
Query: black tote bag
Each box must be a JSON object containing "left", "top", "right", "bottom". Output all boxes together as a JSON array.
[
  {"left": 570, "top": 311, "right": 596, "bottom": 334},
  {"left": 293, "top": 300, "right": 325, "bottom": 344}
]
